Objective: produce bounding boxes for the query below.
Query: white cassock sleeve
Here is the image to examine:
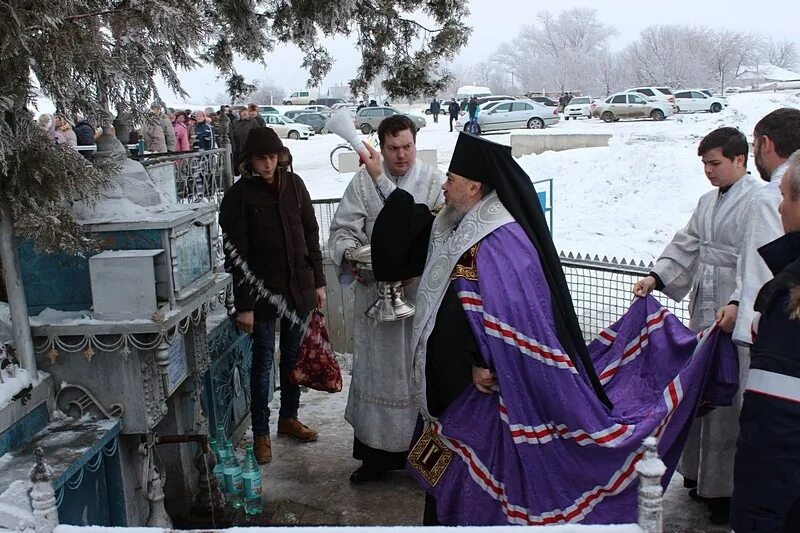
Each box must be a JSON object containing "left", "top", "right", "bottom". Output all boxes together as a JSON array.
[
  {"left": 730, "top": 187, "right": 783, "bottom": 345},
  {"left": 652, "top": 206, "right": 702, "bottom": 302}
]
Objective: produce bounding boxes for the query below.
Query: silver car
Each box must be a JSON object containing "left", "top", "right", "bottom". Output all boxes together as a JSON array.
[
  {"left": 462, "top": 99, "right": 560, "bottom": 133},
  {"left": 354, "top": 106, "right": 426, "bottom": 134}
]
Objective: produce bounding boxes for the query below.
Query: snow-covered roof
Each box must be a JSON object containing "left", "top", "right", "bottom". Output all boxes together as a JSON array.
[{"left": 738, "top": 63, "right": 800, "bottom": 82}]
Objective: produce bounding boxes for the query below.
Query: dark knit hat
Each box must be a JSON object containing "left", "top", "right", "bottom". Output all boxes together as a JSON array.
[{"left": 241, "top": 127, "right": 284, "bottom": 160}]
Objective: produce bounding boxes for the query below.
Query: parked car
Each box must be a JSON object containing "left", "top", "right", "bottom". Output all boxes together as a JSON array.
[
  {"left": 258, "top": 105, "right": 280, "bottom": 115},
  {"left": 354, "top": 106, "right": 426, "bottom": 134},
  {"left": 673, "top": 90, "right": 727, "bottom": 113},
  {"left": 591, "top": 92, "right": 674, "bottom": 122},
  {"left": 283, "top": 89, "right": 318, "bottom": 105},
  {"left": 457, "top": 99, "right": 559, "bottom": 133},
  {"left": 304, "top": 104, "right": 333, "bottom": 116},
  {"left": 458, "top": 95, "right": 518, "bottom": 114},
  {"left": 627, "top": 86, "right": 676, "bottom": 107},
  {"left": 283, "top": 109, "right": 309, "bottom": 120},
  {"left": 264, "top": 114, "right": 314, "bottom": 139},
  {"left": 292, "top": 112, "right": 329, "bottom": 134},
  {"left": 315, "top": 97, "right": 345, "bottom": 107},
  {"left": 528, "top": 96, "right": 559, "bottom": 107},
  {"left": 424, "top": 103, "right": 447, "bottom": 115},
  {"left": 724, "top": 87, "right": 742, "bottom": 94},
  {"left": 563, "top": 96, "right": 595, "bottom": 119}
]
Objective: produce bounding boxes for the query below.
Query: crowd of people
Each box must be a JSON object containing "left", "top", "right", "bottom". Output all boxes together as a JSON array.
[
  {"left": 34, "top": 101, "right": 276, "bottom": 159},
  {"left": 217, "top": 102, "right": 800, "bottom": 530}
]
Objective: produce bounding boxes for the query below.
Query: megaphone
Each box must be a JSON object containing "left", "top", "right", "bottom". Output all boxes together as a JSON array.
[{"left": 325, "top": 108, "right": 369, "bottom": 158}]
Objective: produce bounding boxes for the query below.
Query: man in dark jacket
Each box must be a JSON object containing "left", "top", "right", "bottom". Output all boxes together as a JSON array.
[
  {"left": 219, "top": 127, "right": 326, "bottom": 465},
  {"left": 112, "top": 103, "right": 131, "bottom": 145},
  {"left": 248, "top": 103, "right": 266, "bottom": 127},
  {"left": 447, "top": 98, "right": 460, "bottom": 132},
  {"left": 73, "top": 114, "right": 95, "bottom": 146},
  {"left": 430, "top": 98, "right": 440, "bottom": 123},
  {"left": 231, "top": 108, "right": 258, "bottom": 174},
  {"left": 731, "top": 149, "right": 800, "bottom": 533}
]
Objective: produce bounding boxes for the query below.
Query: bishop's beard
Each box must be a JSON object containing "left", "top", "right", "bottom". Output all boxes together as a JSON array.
[{"left": 439, "top": 202, "right": 467, "bottom": 227}]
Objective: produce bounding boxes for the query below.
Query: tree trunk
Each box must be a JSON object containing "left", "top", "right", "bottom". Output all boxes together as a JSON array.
[{"left": 0, "top": 198, "right": 37, "bottom": 372}]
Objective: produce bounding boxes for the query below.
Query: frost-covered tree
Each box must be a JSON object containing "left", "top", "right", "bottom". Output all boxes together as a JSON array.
[
  {"left": 1, "top": 0, "right": 470, "bottom": 369},
  {"left": 765, "top": 38, "right": 800, "bottom": 71},
  {"left": 706, "top": 30, "right": 761, "bottom": 93},
  {"left": 623, "top": 25, "right": 712, "bottom": 88},
  {"left": 491, "top": 8, "right": 617, "bottom": 93}
]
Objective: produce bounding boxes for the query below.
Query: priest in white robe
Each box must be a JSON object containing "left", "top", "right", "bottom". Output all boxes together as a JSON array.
[
  {"left": 633, "top": 127, "right": 762, "bottom": 525},
  {"left": 328, "top": 114, "right": 445, "bottom": 484},
  {"left": 730, "top": 108, "right": 800, "bottom": 346}
]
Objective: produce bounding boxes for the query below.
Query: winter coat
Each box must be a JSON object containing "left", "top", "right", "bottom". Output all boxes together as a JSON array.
[
  {"left": 113, "top": 114, "right": 131, "bottom": 145},
  {"left": 194, "top": 122, "right": 214, "bottom": 150},
  {"left": 60, "top": 127, "right": 77, "bottom": 148},
  {"left": 73, "top": 120, "right": 95, "bottom": 146},
  {"left": 143, "top": 113, "right": 167, "bottom": 152},
  {"left": 173, "top": 122, "right": 190, "bottom": 152},
  {"left": 467, "top": 100, "right": 478, "bottom": 119},
  {"left": 732, "top": 230, "right": 800, "bottom": 533},
  {"left": 448, "top": 101, "right": 460, "bottom": 117},
  {"left": 253, "top": 113, "right": 266, "bottom": 127},
  {"left": 231, "top": 118, "right": 258, "bottom": 172},
  {"left": 162, "top": 115, "right": 177, "bottom": 152},
  {"left": 430, "top": 100, "right": 441, "bottom": 113},
  {"left": 219, "top": 167, "right": 325, "bottom": 321}
]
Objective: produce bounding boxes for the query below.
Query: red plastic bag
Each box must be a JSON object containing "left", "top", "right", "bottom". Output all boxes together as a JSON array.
[{"left": 290, "top": 310, "right": 342, "bottom": 393}]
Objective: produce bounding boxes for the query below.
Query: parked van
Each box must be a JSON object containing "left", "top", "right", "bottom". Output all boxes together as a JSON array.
[{"left": 283, "top": 89, "right": 319, "bottom": 105}]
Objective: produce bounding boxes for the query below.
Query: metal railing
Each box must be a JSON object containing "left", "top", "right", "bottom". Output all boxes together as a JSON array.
[{"left": 140, "top": 148, "right": 229, "bottom": 206}]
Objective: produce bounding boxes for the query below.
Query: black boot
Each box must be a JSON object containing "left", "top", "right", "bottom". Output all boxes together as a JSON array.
[{"left": 349, "top": 464, "right": 388, "bottom": 484}]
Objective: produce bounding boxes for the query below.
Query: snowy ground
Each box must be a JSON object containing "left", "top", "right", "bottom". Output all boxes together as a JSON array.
[{"left": 285, "top": 91, "right": 800, "bottom": 263}]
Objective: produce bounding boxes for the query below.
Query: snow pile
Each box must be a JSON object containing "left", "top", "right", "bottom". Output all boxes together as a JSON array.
[{"left": 0, "top": 366, "right": 48, "bottom": 412}]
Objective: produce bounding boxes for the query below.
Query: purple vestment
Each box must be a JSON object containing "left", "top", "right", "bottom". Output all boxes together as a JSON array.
[{"left": 409, "top": 223, "right": 738, "bottom": 525}]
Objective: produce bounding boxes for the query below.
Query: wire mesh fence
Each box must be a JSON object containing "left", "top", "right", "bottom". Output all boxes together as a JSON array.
[{"left": 560, "top": 253, "right": 690, "bottom": 341}]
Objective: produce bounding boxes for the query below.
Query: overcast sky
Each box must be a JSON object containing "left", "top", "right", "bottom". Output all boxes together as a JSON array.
[{"left": 161, "top": 0, "right": 796, "bottom": 105}]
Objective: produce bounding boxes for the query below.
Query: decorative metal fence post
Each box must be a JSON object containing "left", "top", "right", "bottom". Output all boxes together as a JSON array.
[
  {"left": 216, "top": 113, "right": 234, "bottom": 192},
  {"left": 29, "top": 448, "right": 59, "bottom": 533},
  {"left": 636, "top": 437, "right": 666, "bottom": 533}
]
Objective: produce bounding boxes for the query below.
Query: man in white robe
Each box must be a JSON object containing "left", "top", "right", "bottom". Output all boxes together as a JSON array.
[
  {"left": 633, "top": 127, "right": 762, "bottom": 525},
  {"left": 730, "top": 108, "right": 800, "bottom": 346},
  {"left": 328, "top": 114, "right": 445, "bottom": 483}
]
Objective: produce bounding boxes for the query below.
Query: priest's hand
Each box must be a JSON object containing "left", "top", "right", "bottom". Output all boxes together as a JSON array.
[
  {"left": 715, "top": 304, "right": 738, "bottom": 333},
  {"left": 236, "top": 311, "right": 255, "bottom": 334},
  {"left": 473, "top": 366, "right": 497, "bottom": 394},
  {"left": 361, "top": 141, "right": 382, "bottom": 179},
  {"left": 632, "top": 276, "right": 657, "bottom": 297}
]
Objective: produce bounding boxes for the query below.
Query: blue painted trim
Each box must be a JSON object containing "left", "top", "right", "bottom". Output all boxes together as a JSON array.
[
  {"left": 52, "top": 419, "right": 122, "bottom": 490},
  {"left": 0, "top": 402, "right": 49, "bottom": 456}
]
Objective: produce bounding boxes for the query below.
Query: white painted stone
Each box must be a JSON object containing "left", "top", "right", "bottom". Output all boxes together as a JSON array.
[{"left": 510, "top": 133, "right": 612, "bottom": 157}]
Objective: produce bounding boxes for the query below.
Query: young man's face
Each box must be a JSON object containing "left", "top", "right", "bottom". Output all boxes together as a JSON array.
[
  {"left": 779, "top": 174, "right": 800, "bottom": 233},
  {"left": 251, "top": 154, "right": 278, "bottom": 179},
  {"left": 380, "top": 129, "right": 416, "bottom": 176},
  {"left": 701, "top": 148, "right": 745, "bottom": 188}
]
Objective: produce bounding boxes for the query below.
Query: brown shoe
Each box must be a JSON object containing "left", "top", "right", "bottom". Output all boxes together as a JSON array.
[
  {"left": 277, "top": 418, "right": 318, "bottom": 442},
  {"left": 254, "top": 435, "right": 272, "bottom": 464}
]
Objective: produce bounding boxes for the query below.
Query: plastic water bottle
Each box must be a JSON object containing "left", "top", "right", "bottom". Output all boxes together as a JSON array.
[
  {"left": 215, "top": 424, "right": 229, "bottom": 457},
  {"left": 137, "top": 138, "right": 145, "bottom": 155},
  {"left": 223, "top": 442, "right": 243, "bottom": 508},
  {"left": 209, "top": 438, "right": 226, "bottom": 489},
  {"left": 242, "top": 445, "right": 264, "bottom": 515}
]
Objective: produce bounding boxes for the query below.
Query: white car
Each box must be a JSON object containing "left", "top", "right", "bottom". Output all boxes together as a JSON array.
[
  {"left": 563, "top": 96, "right": 595, "bottom": 120},
  {"left": 673, "top": 90, "right": 728, "bottom": 113},
  {"left": 627, "top": 86, "right": 676, "bottom": 106},
  {"left": 264, "top": 114, "right": 314, "bottom": 140},
  {"left": 457, "top": 99, "right": 560, "bottom": 133}
]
